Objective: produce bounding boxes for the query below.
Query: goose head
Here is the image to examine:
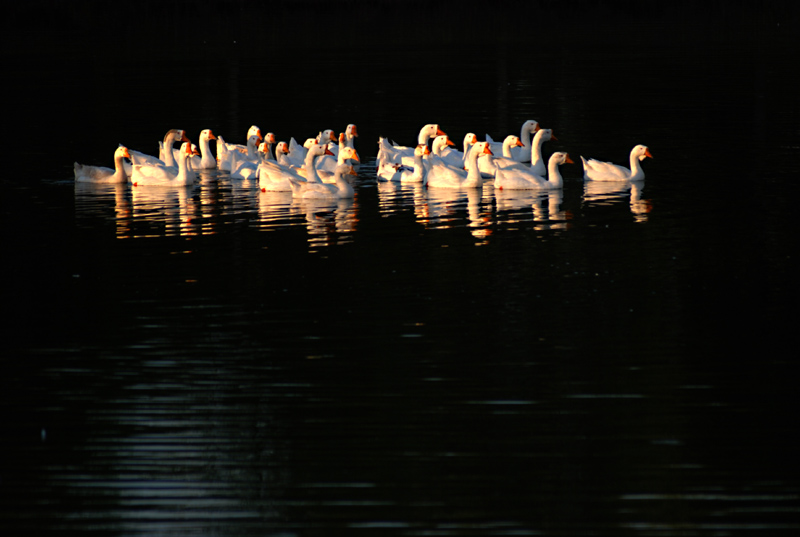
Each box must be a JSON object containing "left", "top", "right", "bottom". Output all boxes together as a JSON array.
[
  {"left": 550, "top": 152, "right": 574, "bottom": 165},
  {"left": 247, "top": 125, "right": 261, "bottom": 139},
  {"left": 115, "top": 145, "right": 131, "bottom": 160},
  {"left": 276, "top": 141, "right": 290, "bottom": 156},
  {"left": 634, "top": 145, "right": 653, "bottom": 161},
  {"left": 335, "top": 163, "right": 358, "bottom": 178},
  {"left": 318, "top": 129, "right": 336, "bottom": 144},
  {"left": 308, "top": 143, "right": 335, "bottom": 158},
  {"left": 504, "top": 135, "right": 524, "bottom": 148},
  {"left": 165, "top": 129, "right": 189, "bottom": 144},
  {"left": 339, "top": 146, "right": 360, "bottom": 162},
  {"left": 264, "top": 132, "right": 276, "bottom": 145},
  {"left": 533, "top": 128, "right": 556, "bottom": 144},
  {"left": 431, "top": 135, "right": 455, "bottom": 155},
  {"left": 522, "top": 120, "right": 540, "bottom": 134},
  {"left": 200, "top": 129, "right": 216, "bottom": 142},
  {"left": 419, "top": 124, "right": 447, "bottom": 144}
]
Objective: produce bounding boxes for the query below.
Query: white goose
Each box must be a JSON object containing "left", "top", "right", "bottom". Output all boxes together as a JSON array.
[
  {"left": 342, "top": 124, "right": 360, "bottom": 170},
  {"left": 476, "top": 135, "right": 524, "bottom": 177},
  {"left": 486, "top": 120, "right": 539, "bottom": 162},
  {"left": 397, "top": 144, "right": 430, "bottom": 183},
  {"left": 275, "top": 141, "right": 293, "bottom": 167},
  {"left": 581, "top": 145, "right": 652, "bottom": 181},
  {"left": 378, "top": 123, "right": 447, "bottom": 165},
  {"left": 258, "top": 143, "right": 333, "bottom": 192},
  {"left": 438, "top": 132, "right": 477, "bottom": 168},
  {"left": 230, "top": 136, "right": 272, "bottom": 180},
  {"left": 288, "top": 163, "right": 357, "bottom": 199},
  {"left": 131, "top": 142, "right": 196, "bottom": 187},
  {"left": 427, "top": 142, "right": 493, "bottom": 189},
  {"left": 124, "top": 129, "right": 189, "bottom": 177},
  {"left": 493, "top": 128, "right": 557, "bottom": 177},
  {"left": 494, "top": 151, "right": 573, "bottom": 190},
  {"left": 216, "top": 125, "right": 262, "bottom": 171},
  {"left": 376, "top": 138, "right": 405, "bottom": 182},
  {"left": 74, "top": 145, "right": 131, "bottom": 184},
  {"left": 317, "top": 146, "right": 360, "bottom": 182},
  {"left": 190, "top": 129, "right": 217, "bottom": 170}
]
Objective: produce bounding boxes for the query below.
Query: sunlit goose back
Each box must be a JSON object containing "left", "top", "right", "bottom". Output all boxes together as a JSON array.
[
  {"left": 581, "top": 145, "right": 652, "bottom": 181},
  {"left": 495, "top": 151, "right": 573, "bottom": 190},
  {"left": 74, "top": 145, "right": 131, "bottom": 184}
]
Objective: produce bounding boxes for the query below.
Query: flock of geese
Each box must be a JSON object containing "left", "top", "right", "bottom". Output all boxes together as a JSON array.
[{"left": 73, "top": 121, "right": 651, "bottom": 200}]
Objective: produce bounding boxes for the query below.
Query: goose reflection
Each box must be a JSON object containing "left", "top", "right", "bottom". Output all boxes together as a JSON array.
[
  {"left": 420, "top": 187, "right": 467, "bottom": 228},
  {"left": 376, "top": 180, "right": 425, "bottom": 219},
  {"left": 74, "top": 182, "right": 133, "bottom": 237},
  {"left": 257, "top": 189, "right": 299, "bottom": 231},
  {"left": 293, "top": 196, "right": 358, "bottom": 248},
  {"left": 583, "top": 179, "right": 652, "bottom": 222},
  {"left": 130, "top": 183, "right": 199, "bottom": 237},
  {"left": 466, "top": 188, "right": 493, "bottom": 240},
  {"left": 495, "top": 188, "right": 568, "bottom": 230}
]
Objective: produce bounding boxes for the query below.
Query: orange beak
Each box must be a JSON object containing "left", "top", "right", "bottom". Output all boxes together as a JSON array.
[
  {"left": 564, "top": 154, "right": 574, "bottom": 164},
  {"left": 436, "top": 127, "right": 447, "bottom": 137},
  {"left": 645, "top": 148, "right": 653, "bottom": 159},
  {"left": 208, "top": 131, "right": 216, "bottom": 140},
  {"left": 325, "top": 147, "right": 335, "bottom": 157},
  {"left": 483, "top": 145, "right": 494, "bottom": 156}
]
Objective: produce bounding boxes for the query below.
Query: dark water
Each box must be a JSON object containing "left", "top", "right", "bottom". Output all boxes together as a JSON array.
[{"left": 2, "top": 3, "right": 799, "bottom": 536}]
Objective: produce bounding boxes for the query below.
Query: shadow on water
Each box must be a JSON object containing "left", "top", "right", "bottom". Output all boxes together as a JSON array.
[{"left": 2, "top": 2, "right": 799, "bottom": 536}]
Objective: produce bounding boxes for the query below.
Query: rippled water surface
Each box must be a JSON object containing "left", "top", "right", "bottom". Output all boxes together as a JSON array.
[{"left": 3, "top": 3, "right": 799, "bottom": 536}]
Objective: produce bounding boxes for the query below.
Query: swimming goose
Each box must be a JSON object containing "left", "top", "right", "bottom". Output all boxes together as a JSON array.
[
  {"left": 131, "top": 142, "right": 196, "bottom": 186},
  {"left": 288, "top": 163, "right": 357, "bottom": 199},
  {"left": 427, "top": 142, "right": 493, "bottom": 189},
  {"left": 317, "top": 146, "right": 360, "bottom": 181},
  {"left": 216, "top": 125, "right": 262, "bottom": 171},
  {"left": 494, "top": 151, "right": 573, "bottom": 190},
  {"left": 476, "top": 135, "right": 524, "bottom": 177},
  {"left": 581, "top": 145, "right": 652, "bottom": 181},
  {"left": 378, "top": 123, "right": 447, "bottom": 165},
  {"left": 74, "top": 145, "right": 131, "bottom": 184},
  {"left": 123, "top": 129, "right": 189, "bottom": 177},
  {"left": 486, "top": 120, "right": 539, "bottom": 162},
  {"left": 258, "top": 143, "right": 333, "bottom": 191}
]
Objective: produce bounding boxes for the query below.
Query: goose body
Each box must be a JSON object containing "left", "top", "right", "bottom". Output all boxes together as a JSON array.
[
  {"left": 131, "top": 142, "right": 195, "bottom": 186},
  {"left": 427, "top": 142, "right": 492, "bottom": 189},
  {"left": 494, "top": 151, "right": 573, "bottom": 190},
  {"left": 317, "top": 146, "right": 360, "bottom": 182},
  {"left": 476, "top": 135, "right": 524, "bottom": 177},
  {"left": 217, "top": 125, "right": 262, "bottom": 171},
  {"left": 74, "top": 146, "right": 131, "bottom": 184},
  {"left": 378, "top": 124, "right": 446, "bottom": 165},
  {"left": 581, "top": 145, "right": 652, "bottom": 181},
  {"left": 288, "top": 163, "right": 357, "bottom": 199},
  {"left": 258, "top": 143, "right": 332, "bottom": 192},
  {"left": 486, "top": 120, "right": 539, "bottom": 163},
  {"left": 124, "top": 129, "right": 189, "bottom": 177}
]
